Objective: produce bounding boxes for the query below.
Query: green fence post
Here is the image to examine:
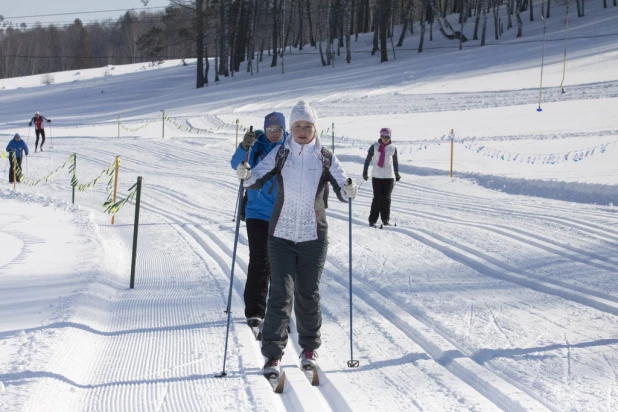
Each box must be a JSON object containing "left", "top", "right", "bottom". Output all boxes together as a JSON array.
[
  {"left": 130, "top": 176, "right": 143, "bottom": 289},
  {"left": 72, "top": 154, "right": 76, "bottom": 204}
]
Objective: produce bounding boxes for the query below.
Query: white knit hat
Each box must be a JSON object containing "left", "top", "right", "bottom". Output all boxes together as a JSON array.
[{"left": 290, "top": 100, "right": 318, "bottom": 131}]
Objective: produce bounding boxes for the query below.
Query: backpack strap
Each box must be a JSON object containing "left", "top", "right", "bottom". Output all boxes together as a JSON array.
[
  {"left": 319, "top": 146, "right": 333, "bottom": 175},
  {"left": 274, "top": 146, "right": 290, "bottom": 174}
]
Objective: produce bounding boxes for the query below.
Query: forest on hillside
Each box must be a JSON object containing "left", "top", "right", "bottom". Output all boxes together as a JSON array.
[{"left": 0, "top": 0, "right": 610, "bottom": 86}]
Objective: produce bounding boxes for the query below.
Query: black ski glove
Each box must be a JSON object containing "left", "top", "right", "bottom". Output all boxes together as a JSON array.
[
  {"left": 241, "top": 131, "right": 256, "bottom": 150},
  {"left": 362, "top": 172, "right": 368, "bottom": 181},
  {"left": 395, "top": 174, "right": 401, "bottom": 182},
  {"left": 29, "top": 122, "right": 32, "bottom": 126},
  {"left": 47, "top": 119, "right": 51, "bottom": 123}
]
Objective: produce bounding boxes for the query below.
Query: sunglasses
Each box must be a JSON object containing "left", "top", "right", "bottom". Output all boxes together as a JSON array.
[{"left": 266, "top": 127, "right": 283, "bottom": 133}]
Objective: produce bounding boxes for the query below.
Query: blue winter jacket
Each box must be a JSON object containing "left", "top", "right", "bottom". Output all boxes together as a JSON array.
[
  {"left": 230, "top": 130, "right": 287, "bottom": 221},
  {"left": 6, "top": 139, "right": 29, "bottom": 158}
]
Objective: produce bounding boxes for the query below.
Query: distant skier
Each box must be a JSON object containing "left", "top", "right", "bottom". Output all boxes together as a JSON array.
[
  {"left": 6, "top": 133, "right": 29, "bottom": 183},
  {"left": 363, "top": 127, "right": 400, "bottom": 228},
  {"left": 28, "top": 111, "right": 51, "bottom": 152},
  {"left": 236, "top": 100, "right": 358, "bottom": 378},
  {"left": 230, "top": 112, "right": 288, "bottom": 332}
]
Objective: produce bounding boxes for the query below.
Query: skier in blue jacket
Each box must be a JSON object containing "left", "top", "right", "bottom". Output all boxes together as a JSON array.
[
  {"left": 230, "top": 112, "right": 288, "bottom": 329},
  {"left": 6, "top": 133, "right": 29, "bottom": 183}
]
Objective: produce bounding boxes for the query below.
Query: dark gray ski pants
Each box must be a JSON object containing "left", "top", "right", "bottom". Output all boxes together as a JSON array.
[{"left": 261, "top": 235, "right": 328, "bottom": 359}]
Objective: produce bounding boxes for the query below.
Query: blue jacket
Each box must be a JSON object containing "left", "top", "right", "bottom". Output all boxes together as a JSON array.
[
  {"left": 6, "top": 139, "right": 29, "bottom": 158},
  {"left": 230, "top": 130, "right": 287, "bottom": 221}
]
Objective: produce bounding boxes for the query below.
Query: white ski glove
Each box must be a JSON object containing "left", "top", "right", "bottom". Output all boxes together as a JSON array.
[
  {"left": 236, "top": 162, "right": 252, "bottom": 180},
  {"left": 343, "top": 178, "right": 358, "bottom": 199}
]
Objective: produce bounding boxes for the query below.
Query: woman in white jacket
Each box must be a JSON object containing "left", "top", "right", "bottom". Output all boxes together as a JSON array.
[
  {"left": 236, "top": 100, "right": 357, "bottom": 378},
  {"left": 362, "top": 127, "right": 400, "bottom": 227}
]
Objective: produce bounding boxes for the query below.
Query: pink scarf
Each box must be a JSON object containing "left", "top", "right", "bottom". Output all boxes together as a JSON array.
[{"left": 377, "top": 141, "right": 390, "bottom": 167}]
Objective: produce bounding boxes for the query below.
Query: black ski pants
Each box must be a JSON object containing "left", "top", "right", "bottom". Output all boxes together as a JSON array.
[
  {"left": 244, "top": 218, "right": 271, "bottom": 319},
  {"left": 8, "top": 153, "right": 23, "bottom": 183},
  {"left": 35, "top": 129, "right": 46, "bottom": 150},
  {"left": 261, "top": 236, "right": 328, "bottom": 359},
  {"left": 369, "top": 177, "right": 395, "bottom": 224}
]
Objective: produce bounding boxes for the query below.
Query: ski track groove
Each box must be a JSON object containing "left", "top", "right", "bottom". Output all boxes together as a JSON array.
[
  {"left": 378, "top": 208, "right": 618, "bottom": 298},
  {"left": 380, "top": 184, "right": 618, "bottom": 245},
  {"left": 144, "top": 204, "right": 478, "bottom": 410},
  {"left": 317, "top": 278, "right": 494, "bottom": 411},
  {"left": 158, "top": 205, "right": 534, "bottom": 410},
  {"left": 388, "top": 200, "right": 618, "bottom": 268},
  {"left": 48, "top": 220, "right": 251, "bottom": 411},
  {"left": 111, "top": 170, "right": 579, "bottom": 410},
  {"left": 184, "top": 222, "right": 347, "bottom": 411},
  {"left": 392, "top": 191, "right": 618, "bottom": 246},
  {"left": 329, "top": 209, "right": 618, "bottom": 315},
  {"left": 144, "top": 208, "right": 312, "bottom": 411},
  {"left": 398, "top": 181, "right": 618, "bottom": 227},
  {"left": 320, "top": 263, "right": 551, "bottom": 411}
]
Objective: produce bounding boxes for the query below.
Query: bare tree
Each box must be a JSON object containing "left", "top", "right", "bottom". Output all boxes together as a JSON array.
[
  {"left": 419, "top": 0, "right": 427, "bottom": 52},
  {"left": 481, "top": 0, "right": 488, "bottom": 46},
  {"left": 515, "top": 0, "right": 523, "bottom": 37}
]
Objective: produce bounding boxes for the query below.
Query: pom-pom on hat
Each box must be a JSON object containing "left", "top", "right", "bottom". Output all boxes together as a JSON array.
[
  {"left": 264, "top": 112, "right": 286, "bottom": 130},
  {"left": 290, "top": 100, "right": 318, "bottom": 131},
  {"left": 379, "top": 127, "right": 392, "bottom": 138}
]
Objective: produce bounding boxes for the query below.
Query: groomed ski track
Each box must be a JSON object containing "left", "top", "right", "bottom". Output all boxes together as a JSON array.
[{"left": 5, "top": 134, "right": 618, "bottom": 411}]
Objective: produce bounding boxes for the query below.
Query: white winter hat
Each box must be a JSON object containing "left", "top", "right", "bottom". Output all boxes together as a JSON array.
[{"left": 290, "top": 100, "right": 318, "bottom": 131}]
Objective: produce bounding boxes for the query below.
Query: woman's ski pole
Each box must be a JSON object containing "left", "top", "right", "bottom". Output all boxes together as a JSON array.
[
  {"left": 347, "top": 179, "right": 359, "bottom": 368},
  {"left": 217, "top": 126, "right": 253, "bottom": 378}
]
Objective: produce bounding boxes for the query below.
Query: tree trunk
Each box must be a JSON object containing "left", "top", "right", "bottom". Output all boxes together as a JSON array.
[
  {"left": 459, "top": 0, "right": 467, "bottom": 50},
  {"left": 298, "top": 0, "right": 304, "bottom": 50},
  {"left": 419, "top": 0, "right": 426, "bottom": 52},
  {"left": 529, "top": 0, "right": 534, "bottom": 21},
  {"left": 344, "top": 0, "right": 352, "bottom": 62},
  {"left": 473, "top": 0, "right": 481, "bottom": 39},
  {"left": 219, "top": 0, "right": 230, "bottom": 77},
  {"left": 481, "top": 0, "right": 488, "bottom": 46},
  {"left": 214, "top": 39, "right": 220, "bottom": 82},
  {"left": 396, "top": 0, "right": 414, "bottom": 47},
  {"left": 326, "top": 0, "right": 333, "bottom": 64},
  {"left": 306, "top": 0, "right": 317, "bottom": 46},
  {"left": 372, "top": 6, "right": 380, "bottom": 55},
  {"left": 410, "top": 0, "right": 416, "bottom": 35},
  {"left": 204, "top": 41, "right": 209, "bottom": 85},
  {"left": 493, "top": 1, "right": 500, "bottom": 40},
  {"left": 515, "top": 0, "right": 524, "bottom": 37},
  {"left": 196, "top": 0, "right": 205, "bottom": 88},
  {"left": 379, "top": 0, "right": 390, "bottom": 62},
  {"left": 271, "top": 1, "right": 279, "bottom": 67}
]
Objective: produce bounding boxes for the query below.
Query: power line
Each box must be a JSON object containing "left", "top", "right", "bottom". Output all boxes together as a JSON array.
[{"left": 2, "top": 6, "right": 168, "bottom": 20}]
